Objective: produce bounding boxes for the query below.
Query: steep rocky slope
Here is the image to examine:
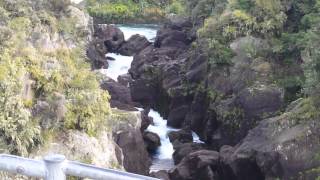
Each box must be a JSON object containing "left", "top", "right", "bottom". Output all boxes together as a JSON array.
[{"left": 0, "top": 0, "right": 153, "bottom": 179}]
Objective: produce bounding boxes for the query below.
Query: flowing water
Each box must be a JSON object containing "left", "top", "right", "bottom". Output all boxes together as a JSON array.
[{"left": 100, "top": 25, "right": 202, "bottom": 172}]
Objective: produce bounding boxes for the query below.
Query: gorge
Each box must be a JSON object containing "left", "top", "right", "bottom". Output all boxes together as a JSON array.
[{"left": 1, "top": 0, "right": 320, "bottom": 180}]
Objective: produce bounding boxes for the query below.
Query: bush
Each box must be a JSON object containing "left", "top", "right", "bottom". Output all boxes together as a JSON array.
[{"left": 166, "top": 0, "right": 186, "bottom": 15}]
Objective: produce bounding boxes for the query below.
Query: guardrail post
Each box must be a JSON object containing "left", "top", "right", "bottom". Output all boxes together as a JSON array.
[{"left": 44, "top": 154, "right": 66, "bottom": 180}]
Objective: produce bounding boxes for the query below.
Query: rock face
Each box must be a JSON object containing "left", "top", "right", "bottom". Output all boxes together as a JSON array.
[
  {"left": 94, "top": 24, "right": 125, "bottom": 52},
  {"left": 118, "top": 34, "right": 151, "bottom": 56},
  {"left": 100, "top": 78, "right": 137, "bottom": 111},
  {"left": 33, "top": 130, "right": 121, "bottom": 169},
  {"left": 112, "top": 110, "right": 151, "bottom": 175},
  {"left": 87, "top": 24, "right": 125, "bottom": 69},
  {"left": 169, "top": 99, "right": 320, "bottom": 180},
  {"left": 129, "top": 18, "right": 286, "bottom": 152},
  {"left": 141, "top": 109, "right": 153, "bottom": 131},
  {"left": 223, "top": 99, "right": 320, "bottom": 180},
  {"left": 172, "top": 143, "right": 206, "bottom": 165},
  {"left": 169, "top": 150, "right": 224, "bottom": 180},
  {"left": 143, "top": 131, "right": 161, "bottom": 153},
  {"left": 168, "top": 129, "right": 193, "bottom": 144}
]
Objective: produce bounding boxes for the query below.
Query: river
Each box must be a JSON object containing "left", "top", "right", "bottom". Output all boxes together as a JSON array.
[{"left": 100, "top": 24, "right": 202, "bottom": 173}]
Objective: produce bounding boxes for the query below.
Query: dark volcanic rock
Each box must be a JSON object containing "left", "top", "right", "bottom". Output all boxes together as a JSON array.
[
  {"left": 167, "top": 105, "right": 189, "bottom": 128},
  {"left": 141, "top": 109, "right": 153, "bottom": 131},
  {"left": 94, "top": 24, "right": 125, "bottom": 52},
  {"left": 118, "top": 34, "right": 151, "bottom": 56},
  {"left": 173, "top": 142, "right": 205, "bottom": 165},
  {"left": 86, "top": 40, "right": 108, "bottom": 69},
  {"left": 223, "top": 99, "right": 320, "bottom": 180},
  {"left": 106, "top": 56, "right": 115, "bottom": 61},
  {"left": 143, "top": 131, "right": 161, "bottom": 153},
  {"left": 117, "top": 73, "right": 132, "bottom": 87},
  {"left": 168, "top": 129, "right": 193, "bottom": 144},
  {"left": 169, "top": 150, "right": 224, "bottom": 180},
  {"left": 100, "top": 78, "right": 136, "bottom": 111}
]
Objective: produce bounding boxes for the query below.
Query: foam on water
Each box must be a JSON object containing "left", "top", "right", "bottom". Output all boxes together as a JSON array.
[
  {"left": 100, "top": 25, "right": 203, "bottom": 172},
  {"left": 103, "top": 53, "right": 133, "bottom": 81},
  {"left": 147, "top": 110, "right": 178, "bottom": 159},
  {"left": 117, "top": 25, "right": 158, "bottom": 42}
]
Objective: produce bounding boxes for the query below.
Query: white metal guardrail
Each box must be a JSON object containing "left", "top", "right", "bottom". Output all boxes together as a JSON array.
[{"left": 0, "top": 154, "right": 160, "bottom": 180}]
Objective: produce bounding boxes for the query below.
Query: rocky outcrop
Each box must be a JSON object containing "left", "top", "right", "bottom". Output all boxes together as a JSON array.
[
  {"left": 111, "top": 110, "right": 151, "bottom": 175},
  {"left": 169, "top": 150, "right": 224, "bottom": 180},
  {"left": 118, "top": 73, "right": 132, "bottom": 87},
  {"left": 143, "top": 131, "right": 161, "bottom": 153},
  {"left": 168, "top": 129, "right": 193, "bottom": 144},
  {"left": 141, "top": 108, "right": 153, "bottom": 131},
  {"left": 100, "top": 78, "right": 137, "bottom": 111},
  {"left": 118, "top": 34, "right": 151, "bottom": 56},
  {"left": 172, "top": 143, "right": 206, "bottom": 165},
  {"left": 169, "top": 99, "right": 320, "bottom": 180},
  {"left": 222, "top": 99, "right": 320, "bottom": 180},
  {"left": 94, "top": 24, "right": 125, "bottom": 52},
  {"left": 130, "top": 20, "right": 286, "bottom": 152},
  {"left": 87, "top": 25, "right": 125, "bottom": 69}
]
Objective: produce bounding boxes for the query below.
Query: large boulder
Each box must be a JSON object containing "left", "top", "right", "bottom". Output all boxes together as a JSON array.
[
  {"left": 118, "top": 34, "right": 151, "bottom": 56},
  {"left": 117, "top": 73, "right": 132, "bottom": 87},
  {"left": 100, "top": 78, "right": 136, "bottom": 111},
  {"left": 143, "top": 131, "right": 161, "bottom": 153},
  {"left": 168, "top": 129, "right": 193, "bottom": 144},
  {"left": 223, "top": 99, "right": 320, "bottom": 179},
  {"left": 93, "top": 24, "right": 125, "bottom": 52},
  {"left": 172, "top": 142, "right": 205, "bottom": 165},
  {"left": 112, "top": 110, "right": 151, "bottom": 175},
  {"left": 169, "top": 150, "right": 224, "bottom": 180}
]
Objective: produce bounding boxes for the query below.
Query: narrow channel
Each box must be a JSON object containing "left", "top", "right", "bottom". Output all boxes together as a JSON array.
[{"left": 100, "top": 24, "right": 202, "bottom": 173}]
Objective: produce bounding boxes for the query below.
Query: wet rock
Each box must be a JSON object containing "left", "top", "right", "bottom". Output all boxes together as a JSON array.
[
  {"left": 151, "top": 170, "right": 170, "bottom": 180},
  {"left": 173, "top": 143, "right": 205, "bottom": 165},
  {"left": 100, "top": 78, "right": 136, "bottom": 111},
  {"left": 118, "top": 34, "right": 151, "bottom": 56},
  {"left": 168, "top": 129, "right": 193, "bottom": 144},
  {"left": 106, "top": 56, "right": 116, "bottom": 61},
  {"left": 143, "top": 131, "right": 161, "bottom": 153}
]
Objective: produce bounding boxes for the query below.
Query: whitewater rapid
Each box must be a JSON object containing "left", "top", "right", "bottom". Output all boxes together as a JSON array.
[{"left": 100, "top": 25, "right": 202, "bottom": 172}]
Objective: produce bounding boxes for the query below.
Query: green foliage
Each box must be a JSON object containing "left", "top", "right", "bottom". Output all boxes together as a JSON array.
[
  {"left": 88, "top": 2, "right": 138, "bottom": 23},
  {"left": 166, "top": 0, "right": 186, "bottom": 15},
  {"left": 0, "top": 0, "right": 112, "bottom": 155},
  {"left": 86, "top": 0, "right": 183, "bottom": 23}
]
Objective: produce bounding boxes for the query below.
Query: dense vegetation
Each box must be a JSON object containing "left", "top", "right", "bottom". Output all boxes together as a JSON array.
[
  {"left": 0, "top": 0, "right": 111, "bottom": 155},
  {"left": 182, "top": 0, "right": 320, "bottom": 112},
  {"left": 86, "top": 0, "right": 186, "bottom": 23}
]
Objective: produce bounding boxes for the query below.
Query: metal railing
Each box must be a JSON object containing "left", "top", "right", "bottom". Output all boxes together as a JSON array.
[{"left": 0, "top": 154, "right": 159, "bottom": 180}]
